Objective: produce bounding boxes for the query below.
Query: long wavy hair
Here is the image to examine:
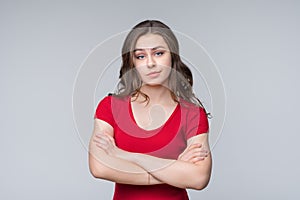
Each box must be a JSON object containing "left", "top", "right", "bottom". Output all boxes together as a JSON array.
[{"left": 115, "top": 20, "right": 206, "bottom": 109}]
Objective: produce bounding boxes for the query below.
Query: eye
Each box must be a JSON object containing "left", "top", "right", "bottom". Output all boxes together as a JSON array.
[
  {"left": 135, "top": 54, "right": 145, "bottom": 60},
  {"left": 154, "top": 51, "right": 164, "bottom": 56}
]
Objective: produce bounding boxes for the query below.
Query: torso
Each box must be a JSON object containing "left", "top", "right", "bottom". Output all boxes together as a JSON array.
[{"left": 95, "top": 95, "right": 208, "bottom": 200}]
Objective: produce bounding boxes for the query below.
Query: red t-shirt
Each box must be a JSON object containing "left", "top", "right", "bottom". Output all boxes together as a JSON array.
[{"left": 94, "top": 95, "right": 209, "bottom": 200}]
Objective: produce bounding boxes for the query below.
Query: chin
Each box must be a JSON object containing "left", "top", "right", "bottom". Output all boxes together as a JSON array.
[
  {"left": 142, "top": 77, "right": 169, "bottom": 87},
  {"left": 144, "top": 82, "right": 161, "bottom": 86},
  {"left": 144, "top": 82, "right": 168, "bottom": 87}
]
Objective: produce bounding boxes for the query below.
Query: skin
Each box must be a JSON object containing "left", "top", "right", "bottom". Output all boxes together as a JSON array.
[
  {"left": 133, "top": 34, "right": 172, "bottom": 88},
  {"left": 89, "top": 33, "right": 212, "bottom": 189},
  {"left": 131, "top": 33, "right": 176, "bottom": 130}
]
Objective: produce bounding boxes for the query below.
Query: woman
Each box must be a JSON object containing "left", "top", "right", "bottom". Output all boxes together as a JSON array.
[{"left": 89, "top": 20, "right": 212, "bottom": 200}]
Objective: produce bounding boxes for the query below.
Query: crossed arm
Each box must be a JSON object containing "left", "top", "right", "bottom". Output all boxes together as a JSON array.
[{"left": 89, "top": 119, "right": 212, "bottom": 190}]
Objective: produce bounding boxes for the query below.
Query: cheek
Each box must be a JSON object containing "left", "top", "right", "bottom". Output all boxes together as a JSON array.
[
  {"left": 164, "top": 67, "right": 172, "bottom": 77},
  {"left": 162, "top": 54, "right": 172, "bottom": 67},
  {"left": 133, "top": 59, "right": 146, "bottom": 69},
  {"left": 134, "top": 65, "right": 146, "bottom": 78}
]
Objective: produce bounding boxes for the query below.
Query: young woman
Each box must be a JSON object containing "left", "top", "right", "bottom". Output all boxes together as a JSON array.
[{"left": 89, "top": 20, "right": 212, "bottom": 200}]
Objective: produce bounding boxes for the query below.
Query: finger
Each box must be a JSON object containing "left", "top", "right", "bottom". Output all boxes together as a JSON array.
[
  {"left": 93, "top": 137, "right": 110, "bottom": 148},
  {"left": 179, "top": 144, "right": 201, "bottom": 158},
  {"left": 98, "top": 135, "right": 116, "bottom": 151},
  {"left": 178, "top": 144, "right": 204, "bottom": 161},
  {"left": 95, "top": 132, "right": 104, "bottom": 136},
  {"left": 181, "top": 152, "right": 199, "bottom": 161},
  {"left": 191, "top": 148, "right": 209, "bottom": 154},
  {"left": 94, "top": 134, "right": 108, "bottom": 142},
  {"left": 106, "top": 135, "right": 116, "bottom": 145},
  {"left": 93, "top": 135, "right": 108, "bottom": 141},
  {"left": 199, "top": 149, "right": 209, "bottom": 155},
  {"left": 100, "top": 132, "right": 114, "bottom": 141},
  {"left": 198, "top": 152, "right": 208, "bottom": 158},
  {"left": 194, "top": 157, "right": 205, "bottom": 162},
  {"left": 188, "top": 143, "right": 202, "bottom": 150},
  {"left": 184, "top": 148, "right": 201, "bottom": 158},
  {"left": 194, "top": 159, "right": 205, "bottom": 165},
  {"left": 192, "top": 149, "right": 208, "bottom": 157},
  {"left": 184, "top": 150, "right": 208, "bottom": 162},
  {"left": 96, "top": 134, "right": 111, "bottom": 143},
  {"left": 103, "top": 135, "right": 114, "bottom": 146},
  {"left": 180, "top": 147, "right": 201, "bottom": 159},
  {"left": 186, "top": 157, "right": 205, "bottom": 164},
  {"left": 95, "top": 142, "right": 108, "bottom": 151}
]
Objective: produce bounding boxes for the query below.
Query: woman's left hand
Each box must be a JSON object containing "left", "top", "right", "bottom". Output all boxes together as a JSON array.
[
  {"left": 93, "top": 133, "right": 127, "bottom": 159},
  {"left": 178, "top": 143, "right": 208, "bottom": 164}
]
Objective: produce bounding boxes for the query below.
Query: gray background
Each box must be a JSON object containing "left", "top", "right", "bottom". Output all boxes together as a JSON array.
[{"left": 1, "top": 0, "right": 299, "bottom": 199}]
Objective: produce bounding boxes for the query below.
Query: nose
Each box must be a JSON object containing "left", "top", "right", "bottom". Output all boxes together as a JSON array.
[{"left": 147, "top": 54, "right": 156, "bottom": 68}]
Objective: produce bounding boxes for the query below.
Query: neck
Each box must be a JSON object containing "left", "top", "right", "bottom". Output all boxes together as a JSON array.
[{"left": 136, "top": 84, "right": 175, "bottom": 105}]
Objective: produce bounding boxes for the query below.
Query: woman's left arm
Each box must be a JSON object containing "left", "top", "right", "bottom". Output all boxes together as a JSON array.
[{"left": 95, "top": 133, "right": 212, "bottom": 190}]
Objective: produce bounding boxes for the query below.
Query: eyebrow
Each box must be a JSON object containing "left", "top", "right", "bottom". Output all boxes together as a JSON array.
[{"left": 133, "top": 46, "right": 167, "bottom": 52}]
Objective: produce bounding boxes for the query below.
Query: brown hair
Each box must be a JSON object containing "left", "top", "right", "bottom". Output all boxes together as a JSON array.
[{"left": 115, "top": 20, "right": 206, "bottom": 109}]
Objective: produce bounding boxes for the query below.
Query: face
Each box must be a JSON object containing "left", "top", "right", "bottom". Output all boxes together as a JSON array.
[{"left": 133, "top": 33, "right": 172, "bottom": 87}]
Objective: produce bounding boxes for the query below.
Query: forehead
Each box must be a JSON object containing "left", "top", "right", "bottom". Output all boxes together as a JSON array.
[{"left": 135, "top": 34, "right": 169, "bottom": 50}]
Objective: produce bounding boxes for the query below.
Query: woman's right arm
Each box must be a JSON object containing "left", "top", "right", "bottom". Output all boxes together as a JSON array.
[{"left": 89, "top": 119, "right": 162, "bottom": 185}]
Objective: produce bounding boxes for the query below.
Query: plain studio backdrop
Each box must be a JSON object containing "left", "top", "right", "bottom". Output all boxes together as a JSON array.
[{"left": 1, "top": 0, "right": 299, "bottom": 199}]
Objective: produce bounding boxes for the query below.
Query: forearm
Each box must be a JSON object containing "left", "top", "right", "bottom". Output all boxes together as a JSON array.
[
  {"left": 92, "top": 128, "right": 211, "bottom": 188},
  {"left": 89, "top": 145, "right": 162, "bottom": 185},
  {"left": 121, "top": 152, "right": 212, "bottom": 189}
]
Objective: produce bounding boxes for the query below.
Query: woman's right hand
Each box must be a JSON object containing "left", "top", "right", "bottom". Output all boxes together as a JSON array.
[{"left": 178, "top": 143, "right": 209, "bottom": 164}]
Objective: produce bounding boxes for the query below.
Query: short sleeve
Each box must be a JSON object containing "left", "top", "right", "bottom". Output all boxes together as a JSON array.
[
  {"left": 94, "top": 95, "right": 114, "bottom": 127},
  {"left": 185, "top": 107, "right": 209, "bottom": 140}
]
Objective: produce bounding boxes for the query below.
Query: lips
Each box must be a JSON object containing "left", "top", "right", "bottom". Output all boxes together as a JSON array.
[{"left": 147, "top": 71, "right": 161, "bottom": 76}]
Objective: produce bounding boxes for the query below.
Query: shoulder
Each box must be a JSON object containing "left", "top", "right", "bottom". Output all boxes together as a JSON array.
[
  {"left": 179, "top": 98, "right": 206, "bottom": 115},
  {"left": 100, "top": 94, "right": 112, "bottom": 103},
  {"left": 179, "top": 98, "right": 208, "bottom": 128},
  {"left": 95, "top": 94, "right": 130, "bottom": 117},
  {"left": 97, "top": 94, "right": 129, "bottom": 105},
  {"left": 95, "top": 94, "right": 129, "bottom": 125},
  {"left": 179, "top": 99, "right": 209, "bottom": 138}
]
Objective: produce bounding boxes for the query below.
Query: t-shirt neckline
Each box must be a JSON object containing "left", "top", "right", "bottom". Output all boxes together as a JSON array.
[{"left": 128, "top": 97, "right": 180, "bottom": 133}]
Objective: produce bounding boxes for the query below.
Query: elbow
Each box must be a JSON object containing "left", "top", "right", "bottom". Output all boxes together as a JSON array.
[
  {"left": 89, "top": 157, "right": 109, "bottom": 179},
  {"left": 190, "top": 174, "right": 211, "bottom": 190},
  {"left": 89, "top": 165, "right": 102, "bottom": 178},
  {"left": 89, "top": 164, "right": 110, "bottom": 179},
  {"left": 190, "top": 157, "right": 212, "bottom": 190},
  {"left": 193, "top": 181, "right": 209, "bottom": 190}
]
